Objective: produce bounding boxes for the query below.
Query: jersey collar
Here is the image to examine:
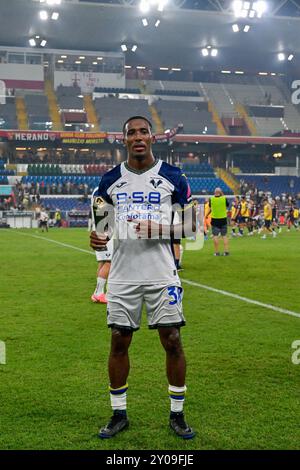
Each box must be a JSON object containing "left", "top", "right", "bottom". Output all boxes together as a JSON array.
[{"left": 124, "top": 158, "right": 158, "bottom": 175}]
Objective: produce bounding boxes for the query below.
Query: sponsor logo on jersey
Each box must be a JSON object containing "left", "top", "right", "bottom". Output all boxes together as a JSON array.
[{"left": 116, "top": 181, "right": 128, "bottom": 188}]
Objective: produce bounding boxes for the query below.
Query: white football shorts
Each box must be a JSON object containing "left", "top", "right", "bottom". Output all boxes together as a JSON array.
[{"left": 106, "top": 282, "right": 186, "bottom": 331}]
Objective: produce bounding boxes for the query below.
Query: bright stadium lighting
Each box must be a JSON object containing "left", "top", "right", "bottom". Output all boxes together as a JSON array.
[
  {"left": 211, "top": 48, "right": 218, "bottom": 57},
  {"left": 258, "top": 72, "right": 268, "bottom": 75},
  {"left": 39, "top": 10, "right": 48, "bottom": 20},
  {"left": 254, "top": 1, "right": 267, "bottom": 16},
  {"left": 121, "top": 44, "right": 128, "bottom": 52},
  {"left": 155, "top": 19, "right": 160, "bottom": 27},
  {"left": 160, "top": 67, "right": 169, "bottom": 70},
  {"left": 232, "top": 24, "right": 239, "bottom": 32},
  {"left": 51, "top": 12, "right": 59, "bottom": 20},
  {"left": 235, "top": 70, "right": 244, "bottom": 74},
  {"left": 136, "top": 66, "right": 146, "bottom": 69},
  {"left": 142, "top": 18, "right": 148, "bottom": 26},
  {"left": 201, "top": 48, "right": 209, "bottom": 56},
  {"left": 221, "top": 70, "right": 231, "bottom": 73},
  {"left": 29, "top": 38, "right": 36, "bottom": 47},
  {"left": 243, "top": 1, "right": 250, "bottom": 9},
  {"left": 92, "top": 61, "right": 97, "bottom": 65},
  {"left": 278, "top": 53, "right": 285, "bottom": 61},
  {"left": 139, "top": 0, "right": 150, "bottom": 13},
  {"left": 243, "top": 24, "right": 250, "bottom": 32},
  {"left": 79, "top": 56, "right": 85, "bottom": 59},
  {"left": 131, "top": 45, "right": 138, "bottom": 52},
  {"left": 249, "top": 9, "right": 255, "bottom": 17},
  {"left": 288, "top": 54, "right": 294, "bottom": 61},
  {"left": 157, "top": 0, "right": 168, "bottom": 12},
  {"left": 40, "top": 39, "right": 47, "bottom": 47},
  {"left": 97, "top": 57, "right": 103, "bottom": 60},
  {"left": 171, "top": 68, "right": 181, "bottom": 71}
]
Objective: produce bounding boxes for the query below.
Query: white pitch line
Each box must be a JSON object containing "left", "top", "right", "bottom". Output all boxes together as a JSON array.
[
  {"left": 181, "top": 278, "right": 300, "bottom": 319},
  {"left": 9, "top": 230, "right": 94, "bottom": 255},
  {"left": 7, "top": 230, "right": 300, "bottom": 319}
]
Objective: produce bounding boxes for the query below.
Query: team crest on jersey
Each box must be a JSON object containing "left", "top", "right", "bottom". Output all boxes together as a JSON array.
[{"left": 150, "top": 178, "right": 163, "bottom": 188}]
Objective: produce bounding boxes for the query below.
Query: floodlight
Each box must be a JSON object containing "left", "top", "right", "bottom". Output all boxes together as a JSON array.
[
  {"left": 232, "top": 24, "right": 239, "bottom": 32},
  {"left": 29, "top": 38, "right": 36, "bottom": 47},
  {"left": 131, "top": 45, "right": 138, "bottom": 52},
  {"left": 211, "top": 48, "right": 218, "bottom": 57},
  {"left": 139, "top": 0, "right": 150, "bottom": 13},
  {"left": 142, "top": 18, "right": 148, "bottom": 26},
  {"left": 288, "top": 54, "right": 294, "bottom": 61},
  {"left": 40, "top": 39, "right": 47, "bottom": 47},
  {"left": 201, "top": 48, "right": 209, "bottom": 57},
  {"left": 51, "top": 12, "right": 59, "bottom": 20},
  {"left": 121, "top": 44, "right": 128, "bottom": 52},
  {"left": 278, "top": 53, "right": 285, "bottom": 61},
  {"left": 243, "top": 24, "right": 250, "bottom": 32},
  {"left": 39, "top": 10, "right": 48, "bottom": 20},
  {"left": 155, "top": 19, "right": 160, "bottom": 27}
]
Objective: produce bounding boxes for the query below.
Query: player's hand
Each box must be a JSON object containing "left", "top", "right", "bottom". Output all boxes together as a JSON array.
[
  {"left": 90, "top": 230, "right": 109, "bottom": 250},
  {"left": 130, "top": 220, "right": 161, "bottom": 239}
]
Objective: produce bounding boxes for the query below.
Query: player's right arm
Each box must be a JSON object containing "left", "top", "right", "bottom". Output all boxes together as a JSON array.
[{"left": 89, "top": 182, "right": 114, "bottom": 251}]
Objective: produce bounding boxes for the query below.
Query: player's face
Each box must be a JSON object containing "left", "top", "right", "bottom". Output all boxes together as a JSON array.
[{"left": 124, "top": 119, "right": 154, "bottom": 159}]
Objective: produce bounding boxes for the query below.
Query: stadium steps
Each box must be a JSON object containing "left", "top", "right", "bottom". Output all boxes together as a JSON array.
[
  {"left": 45, "top": 80, "right": 63, "bottom": 131},
  {"left": 235, "top": 103, "right": 257, "bottom": 136},
  {"left": 83, "top": 95, "right": 100, "bottom": 131},
  {"left": 208, "top": 100, "right": 227, "bottom": 135},
  {"left": 149, "top": 104, "right": 164, "bottom": 133},
  {"left": 15, "top": 97, "right": 28, "bottom": 130},
  {"left": 216, "top": 168, "right": 240, "bottom": 194}
]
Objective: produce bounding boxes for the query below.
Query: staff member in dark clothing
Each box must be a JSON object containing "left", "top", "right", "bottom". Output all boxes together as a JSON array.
[{"left": 207, "top": 187, "right": 230, "bottom": 256}]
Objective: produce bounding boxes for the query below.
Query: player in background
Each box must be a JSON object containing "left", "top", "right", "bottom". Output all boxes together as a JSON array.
[
  {"left": 207, "top": 187, "right": 230, "bottom": 256},
  {"left": 293, "top": 205, "right": 299, "bottom": 230},
  {"left": 90, "top": 187, "right": 113, "bottom": 304},
  {"left": 204, "top": 198, "right": 211, "bottom": 240},
  {"left": 39, "top": 209, "right": 49, "bottom": 233},
  {"left": 90, "top": 116, "right": 196, "bottom": 440},
  {"left": 271, "top": 198, "right": 281, "bottom": 234},
  {"left": 230, "top": 196, "right": 239, "bottom": 237},
  {"left": 261, "top": 199, "right": 276, "bottom": 238},
  {"left": 287, "top": 204, "right": 299, "bottom": 231},
  {"left": 238, "top": 196, "right": 248, "bottom": 236}
]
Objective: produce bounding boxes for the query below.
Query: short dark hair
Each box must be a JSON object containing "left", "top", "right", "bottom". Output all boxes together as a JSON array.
[{"left": 122, "top": 116, "right": 153, "bottom": 135}]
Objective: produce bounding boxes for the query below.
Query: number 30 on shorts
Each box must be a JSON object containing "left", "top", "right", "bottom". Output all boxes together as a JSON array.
[{"left": 167, "top": 286, "right": 183, "bottom": 305}]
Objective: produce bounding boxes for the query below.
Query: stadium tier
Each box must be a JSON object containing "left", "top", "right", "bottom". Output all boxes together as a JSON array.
[
  {"left": 188, "top": 177, "right": 232, "bottom": 194},
  {"left": 41, "top": 197, "right": 90, "bottom": 212},
  {"left": 238, "top": 175, "right": 300, "bottom": 196}
]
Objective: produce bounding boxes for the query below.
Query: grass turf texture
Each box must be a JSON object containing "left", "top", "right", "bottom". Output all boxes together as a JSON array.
[{"left": 0, "top": 227, "right": 299, "bottom": 450}]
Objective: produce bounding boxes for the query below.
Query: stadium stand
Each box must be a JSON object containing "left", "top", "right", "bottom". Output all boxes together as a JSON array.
[
  {"left": 237, "top": 175, "right": 300, "bottom": 196},
  {"left": 0, "top": 101, "right": 18, "bottom": 129},
  {"left": 94, "top": 97, "right": 153, "bottom": 132},
  {"left": 154, "top": 100, "right": 217, "bottom": 134},
  {"left": 24, "top": 93, "right": 51, "bottom": 130}
]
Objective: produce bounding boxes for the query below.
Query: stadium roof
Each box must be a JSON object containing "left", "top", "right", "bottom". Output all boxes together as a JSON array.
[{"left": 1, "top": 0, "right": 300, "bottom": 71}]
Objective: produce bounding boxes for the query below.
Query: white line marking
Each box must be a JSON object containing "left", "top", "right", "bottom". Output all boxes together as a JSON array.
[
  {"left": 9, "top": 230, "right": 94, "bottom": 255},
  {"left": 7, "top": 230, "right": 300, "bottom": 319},
  {"left": 181, "top": 279, "right": 300, "bottom": 319}
]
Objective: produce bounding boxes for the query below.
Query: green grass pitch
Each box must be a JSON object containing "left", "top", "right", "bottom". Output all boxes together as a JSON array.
[{"left": 0, "top": 227, "right": 299, "bottom": 450}]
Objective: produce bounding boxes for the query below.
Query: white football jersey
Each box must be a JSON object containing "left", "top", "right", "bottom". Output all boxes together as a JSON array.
[{"left": 95, "top": 159, "right": 192, "bottom": 285}]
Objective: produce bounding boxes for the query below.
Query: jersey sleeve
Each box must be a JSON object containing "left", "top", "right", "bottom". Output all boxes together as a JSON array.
[
  {"left": 96, "top": 178, "right": 113, "bottom": 205},
  {"left": 172, "top": 173, "right": 193, "bottom": 209}
]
